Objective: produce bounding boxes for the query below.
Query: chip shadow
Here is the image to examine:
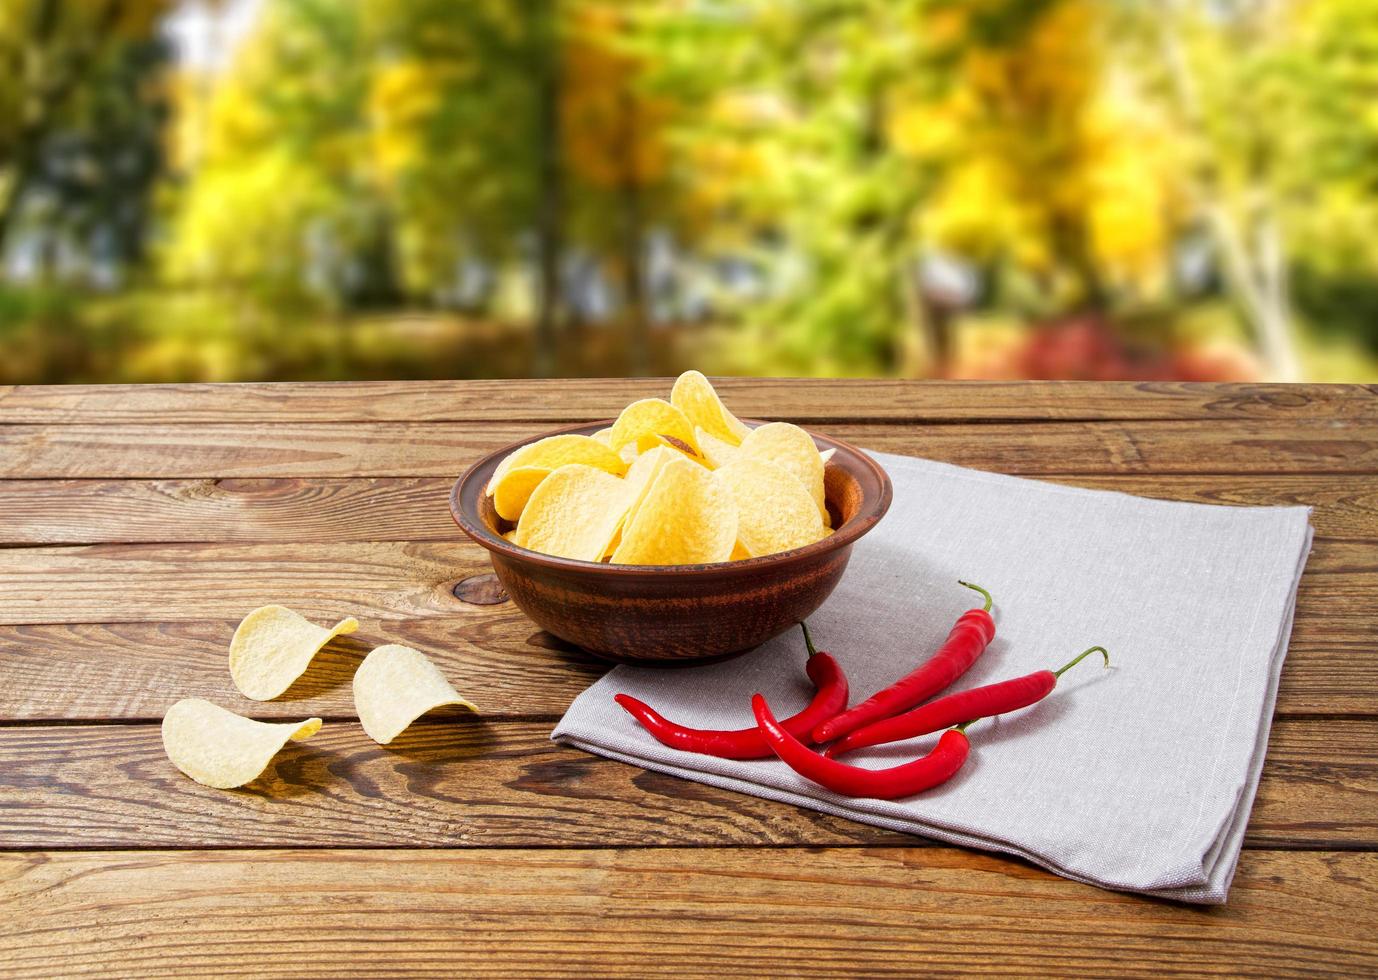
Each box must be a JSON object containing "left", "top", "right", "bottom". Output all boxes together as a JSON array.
[{"left": 276, "top": 634, "right": 372, "bottom": 700}]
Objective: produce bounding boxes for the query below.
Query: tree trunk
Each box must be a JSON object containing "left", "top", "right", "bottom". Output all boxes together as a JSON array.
[
  {"left": 1156, "top": 5, "right": 1300, "bottom": 380},
  {"left": 617, "top": 86, "right": 649, "bottom": 376},
  {"left": 531, "top": 0, "right": 563, "bottom": 378},
  {"left": 1255, "top": 211, "right": 1300, "bottom": 381}
]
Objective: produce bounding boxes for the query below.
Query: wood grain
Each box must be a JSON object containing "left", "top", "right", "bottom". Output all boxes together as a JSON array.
[
  {"left": 0, "top": 719, "right": 1371, "bottom": 851},
  {"left": 2, "top": 473, "right": 1376, "bottom": 546},
  {"left": 0, "top": 478, "right": 459, "bottom": 544},
  {"left": 5, "top": 418, "right": 1378, "bottom": 478},
  {"left": 4, "top": 378, "right": 1373, "bottom": 423},
  {"left": 0, "top": 618, "right": 604, "bottom": 721},
  {"left": 2, "top": 848, "right": 1375, "bottom": 978},
  {"left": 0, "top": 537, "right": 1369, "bottom": 718},
  {"left": 0, "top": 379, "right": 1373, "bottom": 976},
  {"left": 0, "top": 613, "right": 1371, "bottom": 721},
  {"left": 0, "top": 535, "right": 1368, "bottom": 628}
]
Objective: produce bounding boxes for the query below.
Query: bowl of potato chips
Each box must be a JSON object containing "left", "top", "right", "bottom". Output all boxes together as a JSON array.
[{"left": 450, "top": 372, "right": 891, "bottom": 664}]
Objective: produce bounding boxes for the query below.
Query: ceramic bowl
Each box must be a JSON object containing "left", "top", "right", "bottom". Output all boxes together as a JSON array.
[{"left": 450, "top": 421, "right": 891, "bottom": 665}]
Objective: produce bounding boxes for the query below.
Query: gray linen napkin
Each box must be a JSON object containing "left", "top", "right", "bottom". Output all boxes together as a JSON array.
[{"left": 552, "top": 452, "right": 1313, "bottom": 903}]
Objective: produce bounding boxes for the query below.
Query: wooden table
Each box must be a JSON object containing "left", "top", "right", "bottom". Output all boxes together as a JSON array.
[{"left": 1, "top": 379, "right": 1375, "bottom": 976}]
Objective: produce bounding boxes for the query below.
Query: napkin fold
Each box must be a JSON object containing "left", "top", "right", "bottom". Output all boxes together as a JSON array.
[{"left": 553, "top": 452, "right": 1312, "bottom": 903}]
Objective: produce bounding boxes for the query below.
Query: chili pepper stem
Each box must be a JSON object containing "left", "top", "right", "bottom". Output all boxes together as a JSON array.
[
  {"left": 799, "top": 621, "right": 819, "bottom": 658},
  {"left": 957, "top": 580, "right": 993, "bottom": 612},
  {"left": 1053, "top": 645, "right": 1110, "bottom": 679}
]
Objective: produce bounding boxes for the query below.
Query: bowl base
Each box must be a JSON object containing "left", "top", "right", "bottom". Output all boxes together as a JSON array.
[{"left": 575, "top": 643, "right": 760, "bottom": 668}]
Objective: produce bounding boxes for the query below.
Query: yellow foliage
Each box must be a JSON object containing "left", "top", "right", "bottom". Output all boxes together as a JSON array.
[
  {"left": 368, "top": 60, "right": 443, "bottom": 187},
  {"left": 907, "top": 0, "right": 1178, "bottom": 295},
  {"left": 561, "top": 4, "right": 671, "bottom": 189},
  {"left": 1081, "top": 89, "right": 1182, "bottom": 293}
]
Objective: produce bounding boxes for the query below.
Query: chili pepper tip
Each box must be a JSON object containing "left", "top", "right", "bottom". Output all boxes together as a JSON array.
[
  {"left": 1053, "top": 645, "right": 1109, "bottom": 679},
  {"left": 957, "top": 580, "right": 993, "bottom": 612}
]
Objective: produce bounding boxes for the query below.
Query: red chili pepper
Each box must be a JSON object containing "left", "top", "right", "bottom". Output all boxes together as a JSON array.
[
  {"left": 826, "top": 646, "right": 1109, "bottom": 758},
  {"left": 753, "top": 693, "right": 970, "bottom": 799},
  {"left": 614, "top": 622, "right": 849, "bottom": 760},
  {"left": 812, "top": 581, "right": 996, "bottom": 744}
]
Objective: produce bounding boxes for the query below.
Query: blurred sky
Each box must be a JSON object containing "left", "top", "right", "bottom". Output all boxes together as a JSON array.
[{"left": 163, "top": 0, "right": 261, "bottom": 74}]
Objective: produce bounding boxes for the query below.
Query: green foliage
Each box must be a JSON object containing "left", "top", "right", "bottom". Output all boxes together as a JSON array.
[
  {"left": 3, "top": 0, "right": 1378, "bottom": 383},
  {"left": 0, "top": 0, "right": 171, "bottom": 268}
]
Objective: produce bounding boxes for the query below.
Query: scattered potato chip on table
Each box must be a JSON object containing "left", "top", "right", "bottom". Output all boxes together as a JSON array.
[
  {"left": 353, "top": 644, "right": 478, "bottom": 745},
  {"left": 229, "top": 604, "right": 359, "bottom": 701},
  {"left": 162, "top": 698, "right": 322, "bottom": 789}
]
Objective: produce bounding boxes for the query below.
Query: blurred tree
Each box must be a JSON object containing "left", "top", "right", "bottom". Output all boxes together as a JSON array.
[
  {"left": 378, "top": 0, "right": 568, "bottom": 372},
  {"left": 641, "top": 0, "right": 1187, "bottom": 376},
  {"left": 1112, "top": 0, "right": 1378, "bottom": 378},
  {"left": 560, "top": 2, "right": 676, "bottom": 375},
  {"left": 164, "top": 0, "right": 569, "bottom": 367},
  {"left": 895, "top": 0, "right": 1188, "bottom": 372},
  {"left": 641, "top": 0, "right": 937, "bottom": 375},
  {"left": 0, "top": 0, "right": 170, "bottom": 271},
  {"left": 1275, "top": 0, "right": 1378, "bottom": 357}
]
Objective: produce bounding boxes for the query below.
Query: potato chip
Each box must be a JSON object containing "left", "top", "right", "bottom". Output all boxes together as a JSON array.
[
  {"left": 515, "top": 463, "right": 634, "bottom": 561},
  {"left": 611, "top": 456, "right": 738, "bottom": 565},
  {"left": 488, "top": 434, "right": 625, "bottom": 493},
  {"left": 229, "top": 605, "right": 359, "bottom": 701},
  {"left": 353, "top": 644, "right": 477, "bottom": 745},
  {"left": 715, "top": 457, "right": 826, "bottom": 558},
  {"left": 162, "top": 698, "right": 322, "bottom": 789},
  {"left": 591, "top": 427, "right": 613, "bottom": 446},
  {"left": 654, "top": 433, "right": 709, "bottom": 466},
  {"left": 820, "top": 447, "right": 836, "bottom": 464},
  {"left": 607, "top": 399, "right": 697, "bottom": 454},
  {"left": 671, "top": 370, "right": 751, "bottom": 445},
  {"left": 618, "top": 445, "right": 676, "bottom": 532},
  {"left": 695, "top": 426, "right": 742, "bottom": 469},
  {"left": 730, "top": 540, "right": 753, "bottom": 561},
  {"left": 618, "top": 441, "right": 640, "bottom": 465},
  {"left": 740, "top": 421, "right": 827, "bottom": 522},
  {"left": 490, "top": 465, "right": 551, "bottom": 522}
]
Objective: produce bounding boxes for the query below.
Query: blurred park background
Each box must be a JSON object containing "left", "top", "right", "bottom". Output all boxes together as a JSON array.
[{"left": 2, "top": 0, "right": 1377, "bottom": 385}]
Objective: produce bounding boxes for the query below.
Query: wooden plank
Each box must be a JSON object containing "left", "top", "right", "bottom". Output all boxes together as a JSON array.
[
  {"left": 0, "top": 719, "right": 1367, "bottom": 851},
  {"left": 2, "top": 848, "right": 1375, "bottom": 977},
  {"left": 3, "top": 378, "right": 1373, "bottom": 424},
  {"left": 0, "top": 605, "right": 1370, "bottom": 725},
  {"left": 0, "top": 540, "right": 491, "bottom": 624},
  {"left": 0, "top": 538, "right": 1368, "bottom": 718},
  {"left": 0, "top": 536, "right": 1366, "bottom": 629},
  {"left": 0, "top": 618, "right": 605, "bottom": 721},
  {"left": 5, "top": 419, "right": 1378, "bottom": 478},
  {"left": 2, "top": 473, "right": 1375, "bottom": 546},
  {"left": 0, "top": 478, "right": 460, "bottom": 544},
  {"left": 0, "top": 613, "right": 1368, "bottom": 722}
]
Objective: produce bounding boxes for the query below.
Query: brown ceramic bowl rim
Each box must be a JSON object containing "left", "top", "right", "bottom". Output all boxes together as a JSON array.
[{"left": 450, "top": 419, "right": 892, "bottom": 579}]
